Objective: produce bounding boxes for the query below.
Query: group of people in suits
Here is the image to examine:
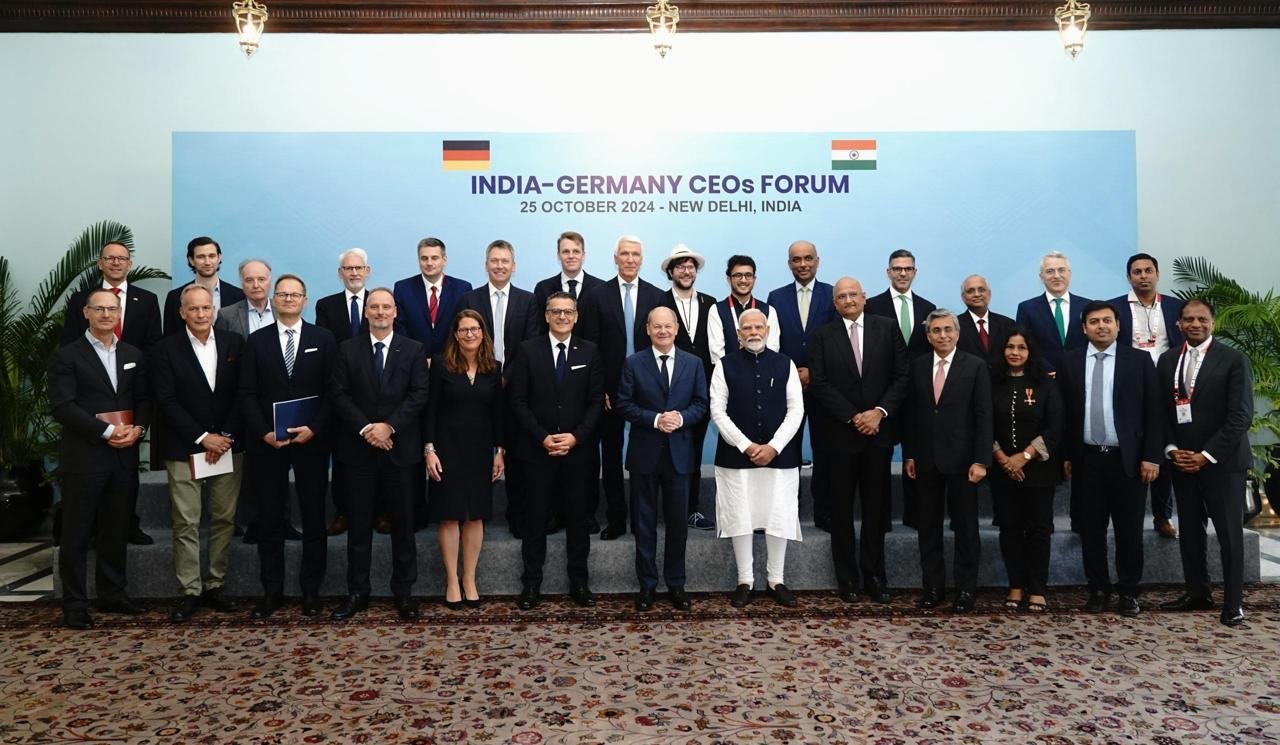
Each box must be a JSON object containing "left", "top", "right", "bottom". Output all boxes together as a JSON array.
[{"left": 50, "top": 234, "right": 1253, "bottom": 629}]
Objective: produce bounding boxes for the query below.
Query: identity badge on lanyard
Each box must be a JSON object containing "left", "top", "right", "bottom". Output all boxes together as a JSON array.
[{"left": 1174, "top": 342, "right": 1194, "bottom": 424}]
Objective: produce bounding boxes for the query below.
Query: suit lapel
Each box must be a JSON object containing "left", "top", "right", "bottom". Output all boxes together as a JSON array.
[
  {"left": 607, "top": 279, "right": 626, "bottom": 330},
  {"left": 78, "top": 338, "right": 116, "bottom": 392},
  {"left": 1189, "top": 344, "right": 1224, "bottom": 403}
]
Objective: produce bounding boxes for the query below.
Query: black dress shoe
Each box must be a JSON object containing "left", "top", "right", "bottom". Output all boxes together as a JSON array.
[
  {"left": 285, "top": 525, "right": 304, "bottom": 541},
  {"left": 865, "top": 582, "right": 892, "bottom": 604},
  {"left": 242, "top": 525, "right": 259, "bottom": 545},
  {"left": 252, "top": 595, "right": 283, "bottom": 619},
  {"left": 443, "top": 598, "right": 464, "bottom": 611},
  {"left": 730, "top": 584, "right": 753, "bottom": 608},
  {"left": 1220, "top": 608, "right": 1245, "bottom": 627},
  {"left": 634, "top": 588, "right": 655, "bottom": 611},
  {"left": 544, "top": 516, "right": 563, "bottom": 535},
  {"left": 952, "top": 592, "right": 976, "bottom": 613},
  {"left": 202, "top": 587, "right": 237, "bottom": 613},
  {"left": 1159, "top": 593, "right": 1215, "bottom": 611},
  {"left": 331, "top": 593, "right": 370, "bottom": 621},
  {"left": 598, "top": 524, "right": 626, "bottom": 540},
  {"left": 63, "top": 607, "right": 94, "bottom": 630},
  {"left": 508, "top": 523, "right": 525, "bottom": 539},
  {"left": 586, "top": 517, "right": 601, "bottom": 533},
  {"left": 917, "top": 589, "right": 943, "bottom": 609},
  {"left": 517, "top": 586, "right": 541, "bottom": 610},
  {"left": 95, "top": 597, "right": 144, "bottom": 615},
  {"left": 766, "top": 583, "right": 798, "bottom": 607},
  {"left": 1084, "top": 590, "right": 1111, "bottom": 613},
  {"left": 170, "top": 595, "right": 201, "bottom": 623},
  {"left": 394, "top": 596, "right": 421, "bottom": 620},
  {"left": 301, "top": 594, "right": 323, "bottom": 617},
  {"left": 128, "top": 526, "right": 154, "bottom": 545},
  {"left": 669, "top": 587, "right": 692, "bottom": 611},
  {"left": 813, "top": 514, "right": 832, "bottom": 532},
  {"left": 837, "top": 582, "right": 860, "bottom": 603},
  {"left": 569, "top": 584, "right": 596, "bottom": 607},
  {"left": 1117, "top": 594, "right": 1141, "bottom": 617}
]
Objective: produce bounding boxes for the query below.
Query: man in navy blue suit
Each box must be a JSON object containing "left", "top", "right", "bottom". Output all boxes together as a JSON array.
[
  {"left": 392, "top": 237, "right": 473, "bottom": 359},
  {"left": 768, "top": 240, "right": 836, "bottom": 529},
  {"left": 1111, "top": 252, "right": 1185, "bottom": 539},
  {"left": 615, "top": 307, "right": 709, "bottom": 611},
  {"left": 1014, "top": 251, "right": 1091, "bottom": 375}
]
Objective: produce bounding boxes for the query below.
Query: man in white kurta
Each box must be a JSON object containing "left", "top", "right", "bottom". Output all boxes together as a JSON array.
[{"left": 709, "top": 308, "right": 805, "bottom": 607}]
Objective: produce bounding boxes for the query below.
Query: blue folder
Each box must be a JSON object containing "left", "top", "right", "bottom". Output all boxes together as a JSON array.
[{"left": 273, "top": 395, "right": 320, "bottom": 441}]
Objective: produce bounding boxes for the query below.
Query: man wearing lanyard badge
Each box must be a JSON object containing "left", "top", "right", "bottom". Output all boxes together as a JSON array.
[
  {"left": 706, "top": 255, "right": 780, "bottom": 366},
  {"left": 1110, "top": 253, "right": 1185, "bottom": 539}
]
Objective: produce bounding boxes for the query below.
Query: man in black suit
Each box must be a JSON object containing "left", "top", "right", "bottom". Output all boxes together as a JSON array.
[
  {"left": 532, "top": 230, "right": 605, "bottom": 334},
  {"left": 162, "top": 236, "right": 245, "bottom": 335},
  {"left": 149, "top": 285, "right": 244, "bottom": 622},
  {"left": 1058, "top": 300, "right": 1162, "bottom": 617},
  {"left": 329, "top": 287, "right": 430, "bottom": 621},
  {"left": 865, "top": 248, "right": 936, "bottom": 531},
  {"left": 658, "top": 244, "right": 717, "bottom": 532},
  {"left": 314, "top": 248, "right": 373, "bottom": 537},
  {"left": 49, "top": 288, "right": 151, "bottom": 630},
  {"left": 902, "top": 309, "right": 993, "bottom": 613},
  {"left": 808, "top": 277, "right": 909, "bottom": 604},
  {"left": 507, "top": 291, "right": 605, "bottom": 609},
  {"left": 1157, "top": 299, "right": 1253, "bottom": 627},
  {"left": 956, "top": 274, "right": 1014, "bottom": 364},
  {"left": 238, "top": 274, "right": 338, "bottom": 618},
  {"left": 60, "top": 241, "right": 162, "bottom": 546},
  {"left": 581, "top": 235, "right": 665, "bottom": 540}
]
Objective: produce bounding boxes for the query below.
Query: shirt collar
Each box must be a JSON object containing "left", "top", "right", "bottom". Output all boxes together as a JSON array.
[
  {"left": 488, "top": 282, "right": 509, "bottom": 296},
  {"left": 345, "top": 288, "right": 363, "bottom": 303},
  {"left": 278, "top": 319, "right": 303, "bottom": 335},
  {"left": 84, "top": 329, "right": 115, "bottom": 351},
  {"left": 1189, "top": 336, "right": 1213, "bottom": 352},
  {"left": 561, "top": 271, "right": 583, "bottom": 284},
  {"left": 186, "top": 327, "right": 215, "bottom": 348},
  {"left": 422, "top": 275, "right": 444, "bottom": 292},
  {"left": 652, "top": 346, "right": 675, "bottom": 363},
  {"left": 841, "top": 314, "right": 863, "bottom": 331},
  {"left": 102, "top": 279, "right": 128, "bottom": 295},
  {"left": 1045, "top": 290, "right": 1069, "bottom": 304},
  {"left": 892, "top": 288, "right": 914, "bottom": 302},
  {"left": 371, "top": 330, "right": 394, "bottom": 348},
  {"left": 934, "top": 348, "right": 957, "bottom": 366},
  {"left": 795, "top": 279, "right": 815, "bottom": 292},
  {"left": 548, "top": 332, "right": 571, "bottom": 348},
  {"left": 968, "top": 309, "right": 990, "bottom": 323},
  {"left": 1090, "top": 340, "right": 1118, "bottom": 357}
]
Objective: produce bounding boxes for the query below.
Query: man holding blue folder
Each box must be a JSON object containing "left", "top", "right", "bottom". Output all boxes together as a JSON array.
[{"left": 238, "top": 274, "right": 337, "bottom": 618}]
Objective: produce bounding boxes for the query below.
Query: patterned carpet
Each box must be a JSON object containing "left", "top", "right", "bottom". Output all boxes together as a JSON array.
[{"left": 2, "top": 586, "right": 1279, "bottom": 744}]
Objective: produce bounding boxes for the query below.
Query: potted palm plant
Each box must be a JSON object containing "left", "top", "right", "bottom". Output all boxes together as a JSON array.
[{"left": 0, "top": 221, "right": 169, "bottom": 539}]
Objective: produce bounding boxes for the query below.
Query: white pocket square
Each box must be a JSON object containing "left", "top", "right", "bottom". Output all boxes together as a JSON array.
[
  {"left": 304, "top": 347, "right": 318, "bottom": 353},
  {"left": 570, "top": 364, "right": 587, "bottom": 370},
  {"left": 122, "top": 362, "right": 137, "bottom": 370}
]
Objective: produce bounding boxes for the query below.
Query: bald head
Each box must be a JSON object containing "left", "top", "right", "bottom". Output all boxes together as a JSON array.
[
  {"left": 832, "top": 276, "right": 866, "bottom": 321},
  {"left": 960, "top": 274, "right": 991, "bottom": 314}
]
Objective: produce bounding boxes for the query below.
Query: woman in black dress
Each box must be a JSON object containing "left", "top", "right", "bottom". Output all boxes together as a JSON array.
[
  {"left": 990, "top": 326, "right": 1064, "bottom": 613},
  {"left": 424, "top": 309, "right": 504, "bottom": 608}
]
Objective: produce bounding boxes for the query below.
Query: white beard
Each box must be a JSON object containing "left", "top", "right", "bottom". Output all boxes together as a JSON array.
[{"left": 743, "top": 338, "right": 766, "bottom": 353}]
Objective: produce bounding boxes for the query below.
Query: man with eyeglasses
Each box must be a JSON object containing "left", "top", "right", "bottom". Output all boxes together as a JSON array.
[
  {"left": 162, "top": 236, "right": 245, "bottom": 336},
  {"left": 60, "top": 241, "right": 162, "bottom": 546},
  {"left": 49, "top": 287, "right": 152, "bottom": 629},
  {"left": 706, "top": 255, "right": 780, "bottom": 366},
  {"left": 238, "top": 275, "right": 338, "bottom": 619}
]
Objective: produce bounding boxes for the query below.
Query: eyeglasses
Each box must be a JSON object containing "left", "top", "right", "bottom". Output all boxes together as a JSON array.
[
  {"left": 455, "top": 327, "right": 484, "bottom": 336},
  {"left": 888, "top": 266, "right": 916, "bottom": 274},
  {"left": 274, "top": 292, "right": 305, "bottom": 301},
  {"left": 547, "top": 309, "right": 577, "bottom": 317},
  {"left": 339, "top": 265, "right": 367, "bottom": 273},
  {"left": 101, "top": 256, "right": 131, "bottom": 264},
  {"left": 86, "top": 305, "right": 121, "bottom": 315},
  {"left": 729, "top": 272, "right": 755, "bottom": 281}
]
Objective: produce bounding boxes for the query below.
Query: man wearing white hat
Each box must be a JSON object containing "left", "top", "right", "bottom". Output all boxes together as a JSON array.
[{"left": 660, "top": 245, "right": 718, "bottom": 531}]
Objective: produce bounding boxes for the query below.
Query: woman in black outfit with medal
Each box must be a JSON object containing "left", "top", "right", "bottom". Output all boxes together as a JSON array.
[{"left": 990, "top": 326, "right": 1063, "bottom": 612}]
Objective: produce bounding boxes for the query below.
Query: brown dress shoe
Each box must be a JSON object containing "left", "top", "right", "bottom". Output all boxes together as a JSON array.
[
  {"left": 326, "top": 515, "right": 348, "bottom": 536},
  {"left": 1155, "top": 519, "right": 1178, "bottom": 539},
  {"left": 374, "top": 514, "right": 392, "bottom": 534}
]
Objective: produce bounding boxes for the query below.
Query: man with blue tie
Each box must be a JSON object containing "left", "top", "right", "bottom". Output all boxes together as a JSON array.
[
  {"left": 1058, "top": 300, "right": 1162, "bottom": 617},
  {"left": 1015, "top": 251, "right": 1092, "bottom": 375},
  {"left": 615, "top": 307, "right": 709, "bottom": 611}
]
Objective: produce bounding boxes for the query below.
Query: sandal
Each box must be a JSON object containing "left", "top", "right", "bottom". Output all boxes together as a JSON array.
[
  {"left": 1026, "top": 596, "right": 1047, "bottom": 613},
  {"left": 1004, "top": 591, "right": 1024, "bottom": 610}
]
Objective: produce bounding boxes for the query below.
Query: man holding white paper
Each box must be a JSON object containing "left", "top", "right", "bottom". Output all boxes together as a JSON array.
[{"left": 149, "top": 285, "right": 245, "bottom": 622}]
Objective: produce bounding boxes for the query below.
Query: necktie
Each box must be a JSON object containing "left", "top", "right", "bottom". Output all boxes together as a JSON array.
[
  {"left": 1089, "top": 352, "right": 1107, "bottom": 444},
  {"left": 897, "top": 294, "right": 911, "bottom": 344},
  {"left": 659, "top": 354, "right": 670, "bottom": 396},
  {"left": 373, "top": 341, "right": 385, "bottom": 381},
  {"left": 933, "top": 358, "right": 946, "bottom": 403},
  {"left": 493, "top": 290, "right": 506, "bottom": 364},
  {"left": 349, "top": 294, "right": 360, "bottom": 338},
  {"left": 284, "top": 328, "right": 296, "bottom": 377},
  {"left": 567, "top": 278, "right": 579, "bottom": 299},
  {"left": 555, "top": 342, "right": 567, "bottom": 381},
  {"left": 428, "top": 285, "right": 439, "bottom": 325},
  {"left": 110, "top": 287, "right": 123, "bottom": 339},
  {"left": 849, "top": 322, "right": 862, "bottom": 375},
  {"left": 799, "top": 287, "right": 811, "bottom": 332},
  {"left": 1053, "top": 297, "right": 1066, "bottom": 345},
  {"left": 623, "top": 282, "right": 635, "bottom": 353},
  {"left": 1182, "top": 347, "right": 1199, "bottom": 397},
  {"left": 977, "top": 318, "right": 989, "bottom": 352}
]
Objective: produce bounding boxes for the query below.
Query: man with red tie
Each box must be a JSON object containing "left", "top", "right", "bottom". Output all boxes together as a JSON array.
[{"left": 956, "top": 274, "right": 1014, "bottom": 365}]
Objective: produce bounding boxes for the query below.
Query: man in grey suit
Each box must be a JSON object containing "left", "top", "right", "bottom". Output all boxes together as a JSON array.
[{"left": 215, "top": 259, "right": 274, "bottom": 339}]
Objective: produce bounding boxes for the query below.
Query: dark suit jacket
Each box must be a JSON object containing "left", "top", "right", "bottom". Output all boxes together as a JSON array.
[
  {"left": 61, "top": 283, "right": 163, "bottom": 352},
  {"left": 1058, "top": 342, "right": 1162, "bottom": 477},
  {"left": 391, "top": 274, "right": 473, "bottom": 358},
  {"left": 314, "top": 289, "right": 370, "bottom": 344},
  {"left": 148, "top": 328, "right": 245, "bottom": 461},
  {"left": 1014, "top": 292, "right": 1092, "bottom": 373},
  {"left": 661, "top": 288, "right": 717, "bottom": 378},
  {"left": 163, "top": 280, "right": 245, "bottom": 336},
  {"left": 956, "top": 309, "right": 1015, "bottom": 362},
  {"left": 902, "top": 350, "right": 994, "bottom": 475},
  {"left": 48, "top": 336, "right": 151, "bottom": 473},
  {"left": 532, "top": 272, "right": 605, "bottom": 334},
  {"left": 615, "top": 348, "right": 709, "bottom": 475},
  {"left": 580, "top": 277, "right": 666, "bottom": 395},
  {"left": 330, "top": 333, "right": 430, "bottom": 468},
  {"left": 1112, "top": 293, "right": 1186, "bottom": 353},
  {"left": 458, "top": 284, "right": 540, "bottom": 372},
  {"left": 238, "top": 321, "right": 337, "bottom": 455},
  {"left": 865, "top": 289, "right": 936, "bottom": 360},
  {"left": 506, "top": 335, "right": 604, "bottom": 463},
  {"left": 1157, "top": 341, "right": 1254, "bottom": 473},
  {"left": 807, "top": 315, "right": 909, "bottom": 452},
  {"left": 766, "top": 280, "right": 836, "bottom": 368}
]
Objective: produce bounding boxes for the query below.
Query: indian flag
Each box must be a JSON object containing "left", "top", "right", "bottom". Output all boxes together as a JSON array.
[
  {"left": 831, "top": 139, "right": 877, "bottom": 170},
  {"left": 442, "top": 139, "right": 490, "bottom": 171}
]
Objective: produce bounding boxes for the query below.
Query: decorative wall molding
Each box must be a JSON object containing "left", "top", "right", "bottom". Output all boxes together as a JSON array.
[{"left": 2, "top": 0, "right": 1278, "bottom": 33}]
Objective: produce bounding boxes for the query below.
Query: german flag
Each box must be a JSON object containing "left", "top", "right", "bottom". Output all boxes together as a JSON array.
[{"left": 442, "top": 140, "right": 490, "bottom": 171}]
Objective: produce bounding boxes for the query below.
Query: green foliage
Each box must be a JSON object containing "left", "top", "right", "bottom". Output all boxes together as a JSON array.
[{"left": 0, "top": 221, "right": 169, "bottom": 468}]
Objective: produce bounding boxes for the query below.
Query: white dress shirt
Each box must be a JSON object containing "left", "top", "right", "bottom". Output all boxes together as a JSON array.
[
  {"left": 247, "top": 301, "right": 274, "bottom": 334},
  {"left": 85, "top": 330, "right": 118, "bottom": 438},
  {"left": 277, "top": 319, "right": 303, "bottom": 359},
  {"left": 1126, "top": 290, "right": 1170, "bottom": 361},
  {"left": 649, "top": 346, "right": 682, "bottom": 430}
]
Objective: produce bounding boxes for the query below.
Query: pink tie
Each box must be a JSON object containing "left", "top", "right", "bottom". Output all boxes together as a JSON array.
[
  {"left": 933, "top": 358, "right": 946, "bottom": 403},
  {"left": 848, "top": 322, "right": 862, "bottom": 374}
]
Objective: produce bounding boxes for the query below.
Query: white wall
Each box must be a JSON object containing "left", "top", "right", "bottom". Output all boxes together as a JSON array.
[{"left": 2, "top": 29, "right": 1277, "bottom": 297}]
